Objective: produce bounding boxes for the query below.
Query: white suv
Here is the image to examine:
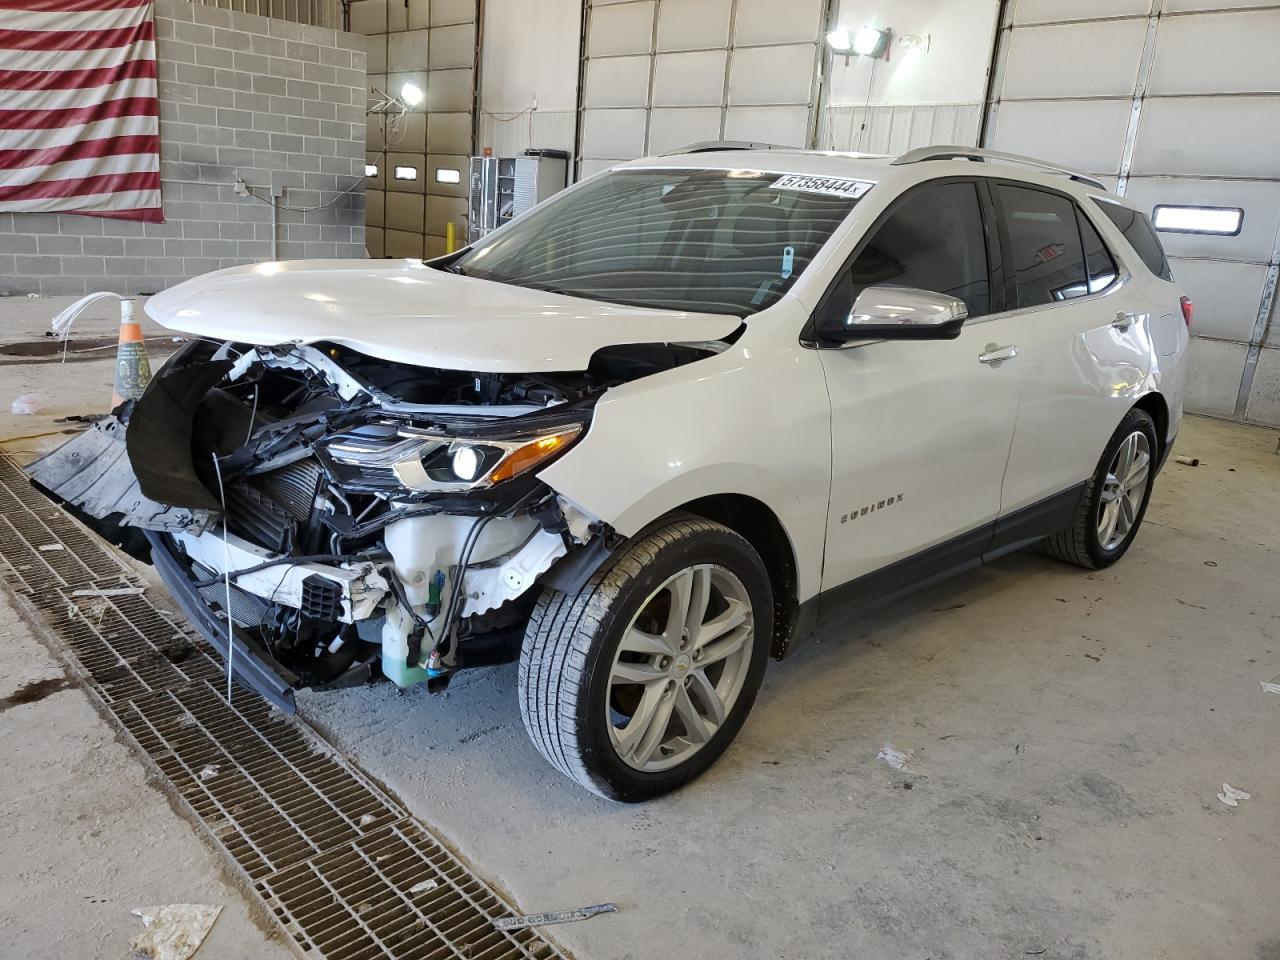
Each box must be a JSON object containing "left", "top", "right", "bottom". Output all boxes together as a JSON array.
[{"left": 31, "top": 144, "right": 1190, "bottom": 801}]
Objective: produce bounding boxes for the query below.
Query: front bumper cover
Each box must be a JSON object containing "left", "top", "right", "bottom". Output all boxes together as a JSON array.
[{"left": 145, "top": 531, "right": 299, "bottom": 713}]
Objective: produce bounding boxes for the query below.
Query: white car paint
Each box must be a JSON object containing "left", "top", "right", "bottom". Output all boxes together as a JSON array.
[
  {"left": 146, "top": 147, "right": 1189, "bottom": 630},
  {"left": 144, "top": 257, "right": 742, "bottom": 373},
  {"left": 540, "top": 151, "right": 1187, "bottom": 603}
]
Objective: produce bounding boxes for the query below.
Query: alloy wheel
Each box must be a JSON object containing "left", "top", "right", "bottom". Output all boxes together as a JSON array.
[
  {"left": 606, "top": 564, "right": 756, "bottom": 772},
  {"left": 1097, "top": 430, "right": 1152, "bottom": 551}
]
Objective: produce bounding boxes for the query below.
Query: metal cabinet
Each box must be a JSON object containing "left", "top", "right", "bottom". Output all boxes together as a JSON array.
[{"left": 467, "top": 152, "right": 569, "bottom": 244}]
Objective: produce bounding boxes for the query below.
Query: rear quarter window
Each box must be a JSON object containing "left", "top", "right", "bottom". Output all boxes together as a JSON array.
[{"left": 1092, "top": 199, "right": 1174, "bottom": 282}]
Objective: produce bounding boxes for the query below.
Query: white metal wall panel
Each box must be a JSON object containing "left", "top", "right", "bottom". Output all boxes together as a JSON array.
[
  {"left": 430, "top": 0, "right": 473, "bottom": 23},
  {"left": 581, "top": 108, "right": 648, "bottom": 159},
  {"left": 1001, "top": 20, "right": 1146, "bottom": 99},
  {"left": 731, "top": 0, "right": 823, "bottom": 44},
  {"left": 727, "top": 44, "right": 816, "bottom": 105},
  {"left": 646, "top": 106, "right": 723, "bottom": 153},
  {"left": 1183, "top": 338, "right": 1251, "bottom": 418},
  {"left": 656, "top": 0, "right": 731, "bottom": 50},
  {"left": 819, "top": 103, "right": 984, "bottom": 155},
  {"left": 365, "top": 188, "right": 385, "bottom": 226},
  {"left": 1131, "top": 96, "right": 1280, "bottom": 179},
  {"left": 723, "top": 105, "right": 810, "bottom": 146},
  {"left": 578, "top": 0, "right": 826, "bottom": 171},
  {"left": 1166, "top": 259, "right": 1269, "bottom": 343},
  {"left": 589, "top": 2, "right": 657, "bottom": 57},
  {"left": 1012, "top": 0, "right": 1150, "bottom": 24},
  {"left": 653, "top": 50, "right": 728, "bottom": 106},
  {"left": 1162, "top": 0, "right": 1278, "bottom": 10},
  {"left": 427, "top": 112, "right": 471, "bottom": 155},
  {"left": 992, "top": 99, "right": 1132, "bottom": 175},
  {"left": 987, "top": 2, "right": 1280, "bottom": 423},
  {"left": 386, "top": 192, "right": 426, "bottom": 232},
  {"left": 387, "top": 29, "right": 429, "bottom": 71},
  {"left": 429, "top": 22, "right": 475, "bottom": 70},
  {"left": 585, "top": 55, "right": 652, "bottom": 107},
  {"left": 1246, "top": 349, "right": 1280, "bottom": 422},
  {"left": 1148, "top": 10, "right": 1280, "bottom": 95},
  {"left": 1122, "top": 178, "right": 1280, "bottom": 263}
]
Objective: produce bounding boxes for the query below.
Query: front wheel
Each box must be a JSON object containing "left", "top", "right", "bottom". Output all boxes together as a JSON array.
[
  {"left": 1044, "top": 407, "right": 1158, "bottom": 569},
  {"left": 518, "top": 516, "right": 772, "bottom": 801}
]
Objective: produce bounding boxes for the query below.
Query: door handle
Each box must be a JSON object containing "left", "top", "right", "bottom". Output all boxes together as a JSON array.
[
  {"left": 978, "top": 344, "right": 1018, "bottom": 364},
  {"left": 1113, "top": 311, "right": 1142, "bottom": 330}
]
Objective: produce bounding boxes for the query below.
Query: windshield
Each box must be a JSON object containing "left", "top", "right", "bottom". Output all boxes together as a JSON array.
[{"left": 451, "top": 168, "right": 867, "bottom": 315}]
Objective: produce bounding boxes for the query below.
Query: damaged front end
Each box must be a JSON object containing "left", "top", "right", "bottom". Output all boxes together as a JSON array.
[{"left": 27, "top": 337, "right": 705, "bottom": 712}]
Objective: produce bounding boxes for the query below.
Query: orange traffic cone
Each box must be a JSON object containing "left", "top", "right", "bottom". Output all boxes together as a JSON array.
[{"left": 111, "top": 298, "right": 152, "bottom": 410}]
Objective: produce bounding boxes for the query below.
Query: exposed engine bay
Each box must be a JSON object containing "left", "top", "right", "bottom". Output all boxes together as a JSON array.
[{"left": 27, "top": 336, "right": 722, "bottom": 711}]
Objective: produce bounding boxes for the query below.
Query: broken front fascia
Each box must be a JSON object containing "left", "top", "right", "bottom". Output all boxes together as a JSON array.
[{"left": 27, "top": 339, "right": 608, "bottom": 699}]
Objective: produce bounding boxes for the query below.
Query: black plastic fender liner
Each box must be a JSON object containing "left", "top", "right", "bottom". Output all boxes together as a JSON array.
[
  {"left": 540, "top": 534, "right": 615, "bottom": 595},
  {"left": 144, "top": 531, "right": 299, "bottom": 714},
  {"left": 127, "top": 358, "right": 234, "bottom": 510}
]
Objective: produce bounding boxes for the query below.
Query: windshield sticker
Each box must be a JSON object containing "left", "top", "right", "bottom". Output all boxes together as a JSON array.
[
  {"left": 769, "top": 174, "right": 876, "bottom": 200},
  {"left": 780, "top": 245, "right": 795, "bottom": 279}
]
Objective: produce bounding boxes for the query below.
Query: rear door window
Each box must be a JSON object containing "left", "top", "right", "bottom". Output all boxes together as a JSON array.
[
  {"left": 1092, "top": 199, "right": 1174, "bottom": 281},
  {"left": 995, "top": 184, "right": 1090, "bottom": 308},
  {"left": 1077, "top": 208, "right": 1119, "bottom": 294}
]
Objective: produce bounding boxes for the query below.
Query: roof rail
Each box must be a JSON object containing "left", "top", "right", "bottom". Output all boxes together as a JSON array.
[
  {"left": 891, "top": 145, "right": 1106, "bottom": 191},
  {"left": 662, "top": 140, "right": 788, "bottom": 156}
]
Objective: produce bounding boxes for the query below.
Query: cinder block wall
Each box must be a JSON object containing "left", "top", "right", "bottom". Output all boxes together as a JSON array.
[{"left": 0, "top": 0, "right": 367, "bottom": 298}]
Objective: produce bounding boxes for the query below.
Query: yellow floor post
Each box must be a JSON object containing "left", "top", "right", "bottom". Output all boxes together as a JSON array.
[{"left": 445, "top": 222, "right": 457, "bottom": 254}]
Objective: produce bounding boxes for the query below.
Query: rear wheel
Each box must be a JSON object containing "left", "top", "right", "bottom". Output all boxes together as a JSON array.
[
  {"left": 518, "top": 516, "right": 772, "bottom": 801},
  {"left": 1044, "top": 408, "right": 1158, "bottom": 569}
]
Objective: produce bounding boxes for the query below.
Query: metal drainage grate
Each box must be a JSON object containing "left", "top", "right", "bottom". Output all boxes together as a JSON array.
[{"left": 0, "top": 453, "right": 571, "bottom": 960}]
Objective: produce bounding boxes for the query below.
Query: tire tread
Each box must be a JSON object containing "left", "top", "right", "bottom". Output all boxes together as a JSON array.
[{"left": 518, "top": 516, "right": 758, "bottom": 799}]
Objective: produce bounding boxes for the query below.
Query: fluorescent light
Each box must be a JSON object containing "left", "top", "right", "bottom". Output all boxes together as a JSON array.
[
  {"left": 434, "top": 167, "right": 461, "bottom": 184},
  {"left": 399, "top": 81, "right": 424, "bottom": 107},
  {"left": 364, "top": 163, "right": 378, "bottom": 177},
  {"left": 1153, "top": 204, "right": 1243, "bottom": 236},
  {"left": 393, "top": 165, "right": 418, "bottom": 181},
  {"left": 852, "top": 25, "right": 890, "bottom": 58},
  {"left": 825, "top": 27, "right": 853, "bottom": 53}
]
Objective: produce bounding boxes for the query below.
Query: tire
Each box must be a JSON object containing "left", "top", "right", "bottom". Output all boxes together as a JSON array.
[
  {"left": 1044, "top": 407, "right": 1158, "bottom": 570},
  {"left": 518, "top": 515, "right": 773, "bottom": 802}
]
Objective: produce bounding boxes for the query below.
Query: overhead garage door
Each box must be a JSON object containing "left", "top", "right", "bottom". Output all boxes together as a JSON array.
[
  {"left": 983, "top": 0, "right": 1280, "bottom": 425},
  {"left": 351, "top": 0, "right": 477, "bottom": 259},
  {"left": 576, "top": 0, "right": 831, "bottom": 180}
]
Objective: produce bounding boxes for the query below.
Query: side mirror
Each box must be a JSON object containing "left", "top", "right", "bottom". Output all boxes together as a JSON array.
[{"left": 823, "top": 285, "right": 969, "bottom": 341}]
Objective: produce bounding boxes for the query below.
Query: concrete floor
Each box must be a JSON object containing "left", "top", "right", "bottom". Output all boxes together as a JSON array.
[{"left": 2, "top": 295, "right": 1278, "bottom": 960}]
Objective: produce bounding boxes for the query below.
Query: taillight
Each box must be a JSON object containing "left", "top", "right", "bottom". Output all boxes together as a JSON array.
[{"left": 1180, "top": 296, "right": 1193, "bottom": 328}]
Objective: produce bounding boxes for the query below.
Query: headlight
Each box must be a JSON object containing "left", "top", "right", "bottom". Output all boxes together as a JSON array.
[{"left": 315, "top": 421, "right": 584, "bottom": 495}]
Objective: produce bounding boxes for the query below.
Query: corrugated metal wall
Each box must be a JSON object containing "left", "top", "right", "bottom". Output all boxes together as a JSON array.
[
  {"left": 984, "top": 0, "right": 1280, "bottom": 425},
  {"left": 575, "top": 0, "right": 831, "bottom": 179},
  {"left": 350, "top": 0, "right": 478, "bottom": 258}
]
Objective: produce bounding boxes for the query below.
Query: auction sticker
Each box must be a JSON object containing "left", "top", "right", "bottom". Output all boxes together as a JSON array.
[{"left": 769, "top": 174, "right": 876, "bottom": 199}]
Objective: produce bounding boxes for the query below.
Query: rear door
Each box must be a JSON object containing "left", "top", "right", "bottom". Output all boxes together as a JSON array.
[{"left": 988, "top": 181, "right": 1157, "bottom": 518}]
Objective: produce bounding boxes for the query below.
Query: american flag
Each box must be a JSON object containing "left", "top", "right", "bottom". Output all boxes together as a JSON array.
[{"left": 0, "top": 0, "right": 163, "bottom": 223}]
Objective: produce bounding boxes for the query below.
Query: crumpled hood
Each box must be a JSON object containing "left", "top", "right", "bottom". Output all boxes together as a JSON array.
[{"left": 145, "top": 259, "right": 742, "bottom": 373}]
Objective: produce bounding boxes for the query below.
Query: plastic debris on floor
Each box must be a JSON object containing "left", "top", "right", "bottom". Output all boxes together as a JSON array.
[
  {"left": 10, "top": 393, "right": 40, "bottom": 415},
  {"left": 877, "top": 744, "right": 912, "bottom": 770},
  {"left": 1217, "top": 783, "right": 1251, "bottom": 808},
  {"left": 129, "top": 904, "right": 222, "bottom": 960}
]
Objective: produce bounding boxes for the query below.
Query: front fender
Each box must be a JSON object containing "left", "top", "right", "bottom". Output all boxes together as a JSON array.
[{"left": 537, "top": 312, "right": 831, "bottom": 602}]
